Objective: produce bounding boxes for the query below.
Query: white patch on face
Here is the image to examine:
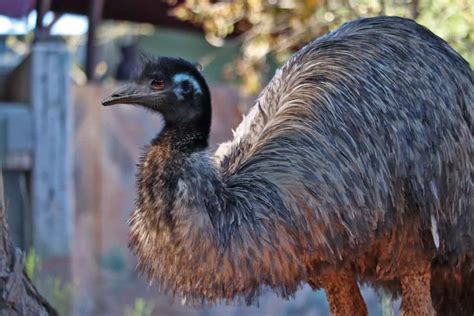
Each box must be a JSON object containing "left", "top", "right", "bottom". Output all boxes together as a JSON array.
[{"left": 172, "top": 73, "right": 202, "bottom": 100}]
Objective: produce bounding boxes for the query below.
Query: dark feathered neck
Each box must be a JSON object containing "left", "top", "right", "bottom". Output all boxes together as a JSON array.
[{"left": 151, "top": 123, "right": 210, "bottom": 153}]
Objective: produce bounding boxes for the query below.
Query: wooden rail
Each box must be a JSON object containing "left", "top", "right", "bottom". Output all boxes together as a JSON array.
[{"left": 0, "top": 103, "right": 33, "bottom": 170}]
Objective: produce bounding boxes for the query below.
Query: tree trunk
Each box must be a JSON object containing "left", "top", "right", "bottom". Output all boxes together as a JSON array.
[{"left": 0, "top": 176, "right": 57, "bottom": 315}]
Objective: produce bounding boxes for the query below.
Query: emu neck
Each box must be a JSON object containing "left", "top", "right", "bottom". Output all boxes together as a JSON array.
[
  {"left": 151, "top": 123, "right": 210, "bottom": 153},
  {"left": 137, "top": 124, "right": 212, "bottom": 225}
]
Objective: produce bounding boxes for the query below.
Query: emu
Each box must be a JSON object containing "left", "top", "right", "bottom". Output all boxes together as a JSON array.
[{"left": 102, "top": 16, "right": 473, "bottom": 316}]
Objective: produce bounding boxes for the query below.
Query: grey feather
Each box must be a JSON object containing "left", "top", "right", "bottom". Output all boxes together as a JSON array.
[{"left": 127, "top": 16, "right": 473, "bottom": 313}]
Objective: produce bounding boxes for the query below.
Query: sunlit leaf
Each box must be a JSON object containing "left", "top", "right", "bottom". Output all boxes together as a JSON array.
[{"left": 169, "top": 0, "right": 474, "bottom": 93}]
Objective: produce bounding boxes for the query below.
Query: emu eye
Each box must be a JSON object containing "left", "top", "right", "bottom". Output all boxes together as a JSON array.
[
  {"left": 150, "top": 79, "right": 165, "bottom": 90},
  {"left": 181, "top": 81, "right": 192, "bottom": 93}
]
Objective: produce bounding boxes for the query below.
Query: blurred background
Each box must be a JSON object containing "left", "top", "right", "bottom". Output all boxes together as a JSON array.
[{"left": 0, "top": 0, "right": 471, "bottom": 315}]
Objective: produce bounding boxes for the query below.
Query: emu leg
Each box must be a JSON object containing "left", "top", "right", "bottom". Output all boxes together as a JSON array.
[
  {"left": 314, "top": 271, "right": 368, "bottom": 316},
  {"left": 400, "top": 260, "right": 435, "bottom": 316}
]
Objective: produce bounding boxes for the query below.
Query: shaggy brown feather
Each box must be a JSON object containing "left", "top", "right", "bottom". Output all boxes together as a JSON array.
[{"left": 108, "top": 16, "right": 473, "bottom": 315}]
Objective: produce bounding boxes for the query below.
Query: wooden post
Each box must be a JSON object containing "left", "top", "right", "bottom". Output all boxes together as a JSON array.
[
  {"left": 30, "top": 42, "right": 74, "bottom": 259},
  {"left": 34, "top": 0, "right": 52, "bottom": 42},
  {"left": 86, "top": 0, "right": 105, "bottom": 81},
  {"left": 379, "top": 0, "right": 386, "bottom": 15},
  {"left": 411, "top": 0, "right": 420, "bottom": 19}
]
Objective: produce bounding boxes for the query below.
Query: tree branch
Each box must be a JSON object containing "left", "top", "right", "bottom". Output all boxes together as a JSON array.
[{"left": 0, "top": 174, "right": 57, "bottom": 315}]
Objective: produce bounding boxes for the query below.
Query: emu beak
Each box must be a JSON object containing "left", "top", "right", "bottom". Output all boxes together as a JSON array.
[{"left": 102, "top": 83, "right": 156, "bottom": 106}]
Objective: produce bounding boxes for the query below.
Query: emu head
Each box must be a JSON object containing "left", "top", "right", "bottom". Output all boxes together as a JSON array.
[{"left": 102, "top": 56, "right": 211, "bottom": 134}]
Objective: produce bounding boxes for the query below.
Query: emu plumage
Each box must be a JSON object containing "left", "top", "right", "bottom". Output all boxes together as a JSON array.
[{"left": 103, "top": 16, "right": 473, "bottom": 315}]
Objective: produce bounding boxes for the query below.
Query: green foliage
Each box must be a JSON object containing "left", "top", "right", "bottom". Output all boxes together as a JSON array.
[
  {"left": 24, "top": 248, "right": 73, "bottom": 316},
  {"left": 124, "top": 298, "right": 155, "bottom": 316},
  {"left": 41, "top": 278, "right": 74, "bottom": 316},
  {"left": 416, "top": 0, "right": 473, "bottom": 66},
  {"left": 170, "top": 0, "right": 473, "bottom": 94},
  {"left": 25, "top": 247, "right": 152, "bottom": 316},
  {"left": 25, "top": 248, "right": 41, "bottom": 281}
]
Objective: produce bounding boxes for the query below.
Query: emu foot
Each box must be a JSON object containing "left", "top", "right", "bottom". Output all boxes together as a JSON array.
[
  {"left": 401, "top": 260, "right": 435, "bottom": 316},
  {"left": 318, "top": 270, "right": 368, "bottom": 316}
]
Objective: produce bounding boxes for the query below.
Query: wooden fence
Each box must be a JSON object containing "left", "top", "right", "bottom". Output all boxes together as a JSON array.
[{"left": 0, "top": 41, "right": 73, "bottom": 259}]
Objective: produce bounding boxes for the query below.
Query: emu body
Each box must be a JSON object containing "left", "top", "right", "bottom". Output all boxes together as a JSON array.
[{"left": 103, "top": 17, "right": 473, "bottom": 315}]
